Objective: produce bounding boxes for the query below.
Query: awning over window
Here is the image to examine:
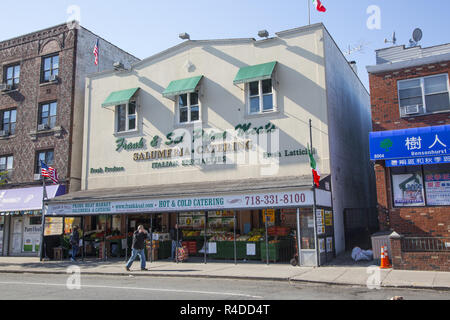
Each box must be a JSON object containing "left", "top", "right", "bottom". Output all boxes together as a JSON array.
[
  {"left": 233, "top": 61, "right": 277, "bottom": 85},
  {"left": 163, "top": 76, "right": 203, "bottom": 98},
  {"left": 102, "top": 88, "right": 140, "bottom": 108},
  {"left": 0, "top": 185, "right": 65, "bottom": 214}
]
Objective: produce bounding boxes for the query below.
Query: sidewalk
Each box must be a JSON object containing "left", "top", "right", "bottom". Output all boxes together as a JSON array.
[{"left": 0, "top": 256, "right": 449, "bottom": 291}]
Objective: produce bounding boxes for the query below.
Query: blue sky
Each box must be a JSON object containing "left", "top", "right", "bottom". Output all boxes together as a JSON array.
[{"left": 1, "top": 0, "right": 449, "bottom": 90}]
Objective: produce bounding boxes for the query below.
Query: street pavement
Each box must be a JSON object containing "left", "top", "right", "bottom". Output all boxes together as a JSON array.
[
  {"left": 0, "top": 255, "right": 449, "bottom": 291},
  {"left": 0, "top": 273, "right": 448, "bottom": 300}
]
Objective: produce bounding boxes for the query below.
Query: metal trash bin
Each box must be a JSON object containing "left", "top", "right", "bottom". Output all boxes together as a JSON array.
[{"left": 371, "top": 231, "right": 393, "bottom": 261}]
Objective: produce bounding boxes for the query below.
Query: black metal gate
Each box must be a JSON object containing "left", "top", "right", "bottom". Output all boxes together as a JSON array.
[{"left": 344, "top": 208, "right": 379, "bottom": 251}]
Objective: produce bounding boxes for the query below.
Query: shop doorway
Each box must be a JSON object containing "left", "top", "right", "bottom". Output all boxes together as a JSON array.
[
  {"left": 0, "top": 216, "right": 5, "bottom": 256},
  {"left": 10, "top": 216, "right": 23, "bottom": 255}
]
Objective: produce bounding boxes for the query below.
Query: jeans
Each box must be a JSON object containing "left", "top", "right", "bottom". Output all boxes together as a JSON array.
[
  {"left": 171, "top": 240, "right": 181, "bottom": 259},
  {"left": 71, "top": 245, "right": 79, "bottom": 261},
  {"left": 126, "top": 248, "right": 146, "bottom": 269}
]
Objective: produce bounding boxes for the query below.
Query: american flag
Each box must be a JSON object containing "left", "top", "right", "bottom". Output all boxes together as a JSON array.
[
  {"left": 93, "top": 39, "right": 99, "bottom": 66},
  {"left": 40, "top": 160, "right": 58, "bottom": 184}
]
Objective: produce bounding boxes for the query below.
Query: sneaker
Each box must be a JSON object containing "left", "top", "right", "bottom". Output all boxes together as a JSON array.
[
  {"left": 125, "top": 266, "right": 130, "bottom": 271},
  {"left": 141, "top": 268, "right": 148, "bottom": 271}
]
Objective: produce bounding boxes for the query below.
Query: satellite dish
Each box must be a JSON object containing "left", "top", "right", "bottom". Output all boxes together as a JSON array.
[{"left": 412, "top": 28, "right": 423, "bottom": 43}]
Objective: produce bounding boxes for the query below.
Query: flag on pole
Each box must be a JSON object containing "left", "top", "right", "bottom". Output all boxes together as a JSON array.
[
  {"left": 312, "top": 0, "right": 326, "bottom": 12},
  {"left": 308, "top": 147, "right": 321, "bottom": 188},
  {"left": 93, "top": 39, "right": 99, "bottom": 66},
  {"left": 40, "top": 160, "right": 59, "bottom": 185}
]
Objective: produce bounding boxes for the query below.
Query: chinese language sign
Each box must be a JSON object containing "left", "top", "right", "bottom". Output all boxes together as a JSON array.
[{"left": 370, "top": 125, "right": 450, "bottom": 161}]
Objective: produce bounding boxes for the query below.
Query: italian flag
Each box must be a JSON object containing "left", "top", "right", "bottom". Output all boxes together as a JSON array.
[
  {"left": 308, "top": 147, "right": 321, "bottom": 188},
  {"left": 313, "top": 0, "right": 326, "bottom": 12}
]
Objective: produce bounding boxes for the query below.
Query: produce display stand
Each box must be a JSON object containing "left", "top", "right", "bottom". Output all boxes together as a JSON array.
[
  {"left": 260, "top": 239, "right": 292, "bottom": 263},
  {"left": 236, "top": 241, "right": 261, "bottom": 260}
]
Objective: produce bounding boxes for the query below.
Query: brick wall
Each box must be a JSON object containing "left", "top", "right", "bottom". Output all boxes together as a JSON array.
[
  {"left": 390, "top": 236, "right": 450, "bottom": 271},
  {"left": 369, "top": 58, "right": 450, "bottom": 271},
  {"left": 0, "top": 24, "right": 76, "bottom": 190},
  {"left": 369, "top": 61, "right": 450, "bottom": 132}
]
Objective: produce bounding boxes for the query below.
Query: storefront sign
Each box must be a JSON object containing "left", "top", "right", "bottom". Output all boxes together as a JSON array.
[
  {"left": 386, "top": 156, "right": 450, "bottom": 167},
  {"left": 44, "top": 217, "right": 63, "bottom": 236},
  {"left": 392, "top": 173, "right": 425, "bottom": 207},
  {"left": 23, "top": 218, "right": 42, "bottom": 253},
  {"left": 47, "top": 189, "right": 316, "bottom": 216},
  {"left": 425, "top": 173, "right": 450, "bottom": 206},
  {"left": 370, "top": 125, "right": 450, "bottom": 160}
]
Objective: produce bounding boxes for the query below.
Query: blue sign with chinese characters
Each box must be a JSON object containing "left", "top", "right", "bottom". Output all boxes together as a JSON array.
[
  {"left": 370, "top": 125, "right": 450, "bottom": 161},
  {"left": 386, "top": 156, "right": 450, "bottom": 167}
]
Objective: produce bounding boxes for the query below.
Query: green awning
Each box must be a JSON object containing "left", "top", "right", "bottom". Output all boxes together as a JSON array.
[
  {"left": 163, "top": 75, "right": 203, "bottom": 98},
  {"left": 102, "top": 88, "right": 140, "bottom": 108},
  {"left": 233, "top": 61, "right": 277, "bottom": 85}
]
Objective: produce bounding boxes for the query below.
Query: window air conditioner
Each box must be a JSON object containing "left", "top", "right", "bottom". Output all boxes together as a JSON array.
[
  {"left": 0, "top": 130, "right": 10, "bottom": 137},
  {"left": 34, "top": 174, "right": 42, "bottom": 181},
  {"left": 404, "top": 105, "right": 420, "bottom": 115},
  {"left": 38, "top": 124, "right": 50, "bottom": 131}
]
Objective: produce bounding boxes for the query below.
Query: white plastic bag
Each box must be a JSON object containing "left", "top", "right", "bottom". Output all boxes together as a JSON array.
[{"left": 351, "top": 247, "right": 373, "bottom": 261}]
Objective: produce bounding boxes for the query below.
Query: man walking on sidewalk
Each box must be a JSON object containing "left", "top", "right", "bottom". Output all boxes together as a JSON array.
[
  {"left": 70, "top": 226, "right": 80, "bottom": 262},
  {"left": 126, "top": 225, "right": 149, "bottom": 271}
]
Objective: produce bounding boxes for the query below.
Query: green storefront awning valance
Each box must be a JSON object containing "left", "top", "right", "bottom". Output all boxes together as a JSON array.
[
  {"left": 233, "top": 61, "right": 277, "bottom": 85},
  {"left": 102, "top": 88, "right": 140, "bottom": 108},
  {"left": 163, "top": 75, "right": 203, "bottom": 98}
]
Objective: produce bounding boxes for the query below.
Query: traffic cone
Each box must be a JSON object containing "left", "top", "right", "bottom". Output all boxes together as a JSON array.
[{"left": 380, "top": 246, "right": 391, "bottom": 269}]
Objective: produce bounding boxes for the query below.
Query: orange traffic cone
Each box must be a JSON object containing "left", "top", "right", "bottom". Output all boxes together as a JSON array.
[{"left": 380, "top": 246, "right": 391, "bottom": 269}]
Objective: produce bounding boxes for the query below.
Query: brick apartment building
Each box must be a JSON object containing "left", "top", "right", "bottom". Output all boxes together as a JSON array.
[
  {"left": 367, "top": 43, "right": 450, "bottom": 271},
  {"left": 0, "top": 22, "right": 139, "bottom": 256}
]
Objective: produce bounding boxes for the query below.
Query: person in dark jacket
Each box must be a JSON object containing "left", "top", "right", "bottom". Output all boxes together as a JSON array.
[
  {"left": 170, "top": 224, "right": 183, "bottom": 260},
  {"left": 126, "top": 225, "right": 149, "bottom": 271},
  {"left": 70, "top": 226, "right": 80, "bottom": 262}
]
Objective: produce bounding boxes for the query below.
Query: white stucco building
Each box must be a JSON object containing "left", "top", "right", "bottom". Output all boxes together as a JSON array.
[{"left": 46, "top": 23, "right": 375, "bottom": 265}]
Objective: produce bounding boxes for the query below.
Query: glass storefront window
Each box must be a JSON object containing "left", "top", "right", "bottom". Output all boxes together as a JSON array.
[
  {"left": 424, "top": 164, "right": 450, "bottom": 206},
  {"left": 299, "top": 209, "right": 315, "bottom": 249},
  {"left": 391, "top": 166, "right": 425, "bottom": 207}
]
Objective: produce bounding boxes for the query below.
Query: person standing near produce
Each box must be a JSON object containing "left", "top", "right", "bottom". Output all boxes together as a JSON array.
[
  {"left": 170, "top": 224, "right": 183, "bottom": 261},
  {"left": 126, "top": 225, "right": 149, "bottom": 271},
  {"left": 70, "top": 226, "right": 80, "bottom": 262}
]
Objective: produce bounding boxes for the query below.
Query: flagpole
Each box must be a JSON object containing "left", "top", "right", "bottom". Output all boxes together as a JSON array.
[
  {"left": 39, "top": 175, "right": 48, "bottom": 262},
  {"left": 309, "top": 119, "right": 319, "bottom": 267},
  {"left": 308, "top": 0, "right": 311, "bottom": 25}
]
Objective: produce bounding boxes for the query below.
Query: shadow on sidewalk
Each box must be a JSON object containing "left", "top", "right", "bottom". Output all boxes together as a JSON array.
[{"left": 323, "top": 251, "right": 378, "bottom": 268}]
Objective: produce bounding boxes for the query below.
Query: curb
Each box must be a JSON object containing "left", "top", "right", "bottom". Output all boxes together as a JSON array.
[{"left": 0, "top": 269, "right": 449, "bottom": 291}]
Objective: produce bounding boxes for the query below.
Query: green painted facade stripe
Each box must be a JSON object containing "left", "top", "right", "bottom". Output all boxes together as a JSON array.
[
  {"left": 162, "top": 76, "right": 203, "bottom": 98},
  {"left": 233, "top": 61, "right": 277, "bottom": 85},
  {"left": 102, "top": 88, "right": 140, "bottom": 108}
]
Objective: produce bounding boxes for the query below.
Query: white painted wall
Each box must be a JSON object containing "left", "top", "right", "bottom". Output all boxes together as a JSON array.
[
  {"left": 82, "top": 25, "right": 330, "bottom": 191},
  {"left": 323, "top": 28, "right": 376, "bottom": 254}
]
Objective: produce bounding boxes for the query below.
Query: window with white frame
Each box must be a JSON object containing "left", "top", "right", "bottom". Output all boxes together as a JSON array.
[
  {"left": 4, "top": 64, "right": 20, "bottom": 89},
  {"left": 0, "top": 155, "right": 13, "bottom": 183},
  {"left": 248, "top": 79, "right": 274, "bottom": 114},
  {"left": 116, "top": 100, "right": 137, "bottom": 133},
  {"left": 178, "top": 92, "right": 200, "bottom": 124},
  {"left": 0, "top": 155, "right": 13, "bottom": 172},
  {"left": 398, "top": 74, "right": 450, "bottom": 117}
]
